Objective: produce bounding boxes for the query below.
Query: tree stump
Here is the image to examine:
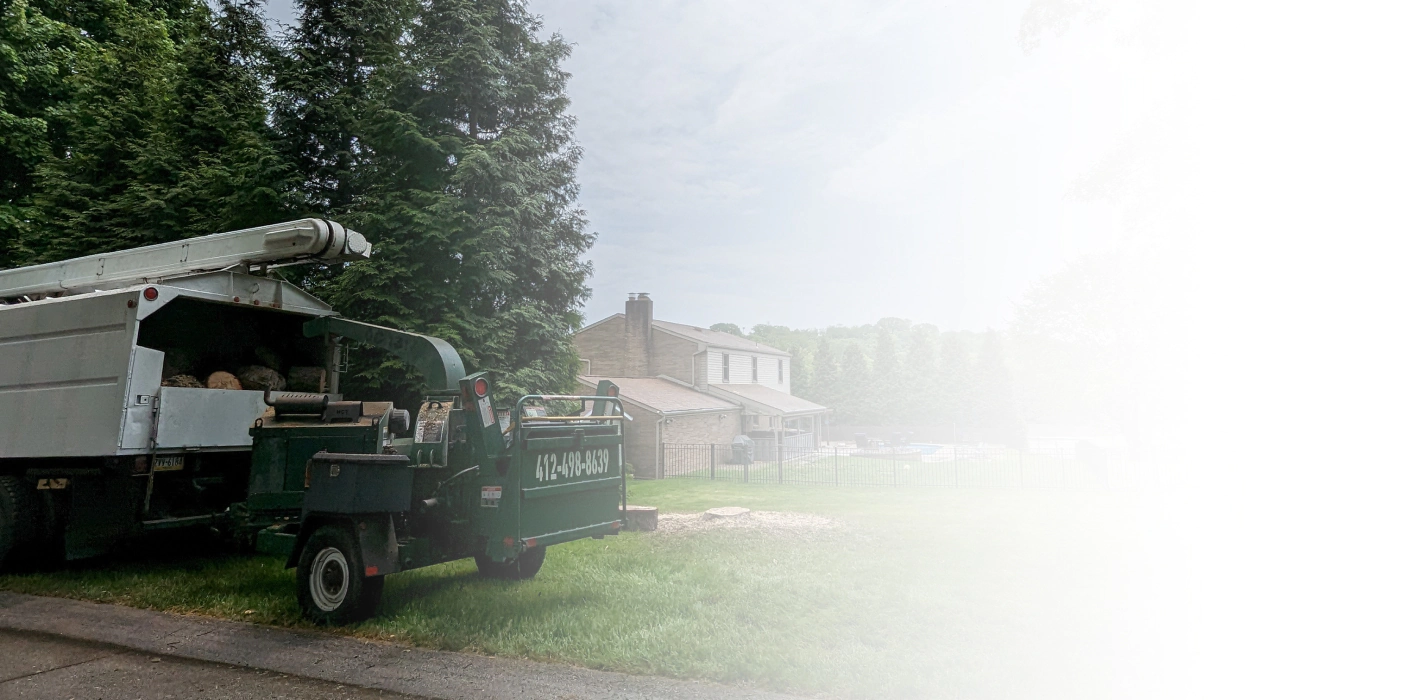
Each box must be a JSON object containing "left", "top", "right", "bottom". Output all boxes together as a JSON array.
[{"left": 620, "top": 505, "right": 658, "bottom": 531}]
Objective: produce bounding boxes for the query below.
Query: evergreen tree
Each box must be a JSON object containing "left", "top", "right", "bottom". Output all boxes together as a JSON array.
[
  {"left": 788, "top": 344, "right": 810, "bottom": 395},
  {"left": 839, "top": 342, "right": 871, "bottom": 424},
  {"left": 809, "top": 335, "right": 839, "bottom": 408},
  {"left": 16, "top": 0, "right": 287, "bottom": 263},
  {"left": 274, "top": 0, "right": 593, "bottom": 406},
  {"left": 0, "top": 0, "right": 84, "bottom": 266}
]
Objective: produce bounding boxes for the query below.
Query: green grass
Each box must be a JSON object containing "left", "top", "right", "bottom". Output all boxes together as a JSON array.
[{"left": 0, "top": 481, "right": 1151, "bottom": 699}]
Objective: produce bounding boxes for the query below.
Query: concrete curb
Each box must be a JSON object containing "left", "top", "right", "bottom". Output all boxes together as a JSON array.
[{"left": 0, "top": 592, "right": 799, "bottom": 700}]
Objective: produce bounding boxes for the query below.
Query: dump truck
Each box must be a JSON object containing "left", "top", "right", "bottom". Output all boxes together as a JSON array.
[{"left": 0, "top": 220, "right": 627, "bottom": 623}]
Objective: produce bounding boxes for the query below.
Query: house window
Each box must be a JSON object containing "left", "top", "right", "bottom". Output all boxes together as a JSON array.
[
  {"left": 722, "top": 353, "right": 730, "bottom": 383},
  {"left": 752, "top": 357, "right": 758, "bottom": 382},
  {"left": 778, "top": 359, "right": 784, "bottom": 383}
]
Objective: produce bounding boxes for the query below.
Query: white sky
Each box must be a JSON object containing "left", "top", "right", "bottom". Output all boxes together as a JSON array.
[{"left": 264, "top": 0, "right": 1144, "bottom": 331}]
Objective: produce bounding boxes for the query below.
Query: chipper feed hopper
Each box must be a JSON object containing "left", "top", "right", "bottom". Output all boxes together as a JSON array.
[{"left": 0, "top": 220, "right": 628, "bottom": 623}]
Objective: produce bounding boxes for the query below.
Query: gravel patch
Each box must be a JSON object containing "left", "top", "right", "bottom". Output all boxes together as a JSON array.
[{"left": 655, "top": 510, "right": 842, "bottom": 539}]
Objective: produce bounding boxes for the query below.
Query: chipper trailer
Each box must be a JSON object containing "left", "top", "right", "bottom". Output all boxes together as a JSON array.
[{"left": 0, "top": 220, "right": 629, "bottom": 623}]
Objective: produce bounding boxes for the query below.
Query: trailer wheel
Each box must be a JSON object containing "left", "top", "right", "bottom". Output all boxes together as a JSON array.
[
  {"left": 0, "top": 476, "right": 39, "bottom": 572},
  {"left": 296, "top": 525, "right": 381, "bottom": 624},
  {"left": 475, "top": 546, "right": 546, "bottom": 580}
]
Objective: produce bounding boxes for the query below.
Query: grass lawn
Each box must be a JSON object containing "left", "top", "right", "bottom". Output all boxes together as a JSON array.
[{"left": 0, "top": 480, "right": 1165, "bottom": 699}]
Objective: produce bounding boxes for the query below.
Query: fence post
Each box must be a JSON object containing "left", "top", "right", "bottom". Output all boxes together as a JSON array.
[
  {"left": 743, "top": 448, "right": 749, "bottom": 483},
  {"left": 659, "top": 443, "right": 664, "bottom": 479},
  {"left": 710, "top": 444, "right": 716, "bottom": 481},
  {"left": 833, "top": 446, "right": 839, "bottom": 486},
  {"left": 777, "top": 444, "right": 783, "bottom": 484}
]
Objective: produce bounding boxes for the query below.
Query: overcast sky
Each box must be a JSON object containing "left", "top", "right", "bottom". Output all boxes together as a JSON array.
[{"left": 265, "top": 0, "right": 1143, "bottom": 331}]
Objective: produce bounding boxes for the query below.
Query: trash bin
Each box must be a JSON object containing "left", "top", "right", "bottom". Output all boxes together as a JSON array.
[{"left": 731, "top": 435, "right": 755, "bottom": 464}]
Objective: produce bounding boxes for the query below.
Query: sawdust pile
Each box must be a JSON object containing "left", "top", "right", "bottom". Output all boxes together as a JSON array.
[{"left": 656, "top": 510, "right": 841, "bottom": 539}]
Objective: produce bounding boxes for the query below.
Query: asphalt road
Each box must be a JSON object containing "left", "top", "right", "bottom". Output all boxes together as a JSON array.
[
  {"left": 0, "top": 629, "right": 418, "bottom": 699},
  {"left": 0, "top": 593, "right": 799, "bottom": 700}
]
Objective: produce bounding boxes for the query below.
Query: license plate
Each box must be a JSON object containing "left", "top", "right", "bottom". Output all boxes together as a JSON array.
[{"left": 153, "top": 455, "right": 185, "bottom": 472}]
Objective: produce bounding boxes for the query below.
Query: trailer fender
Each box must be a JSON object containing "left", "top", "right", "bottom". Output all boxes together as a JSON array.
[{"left": 286, "top": 514, "right": 398, "bottom": 578}]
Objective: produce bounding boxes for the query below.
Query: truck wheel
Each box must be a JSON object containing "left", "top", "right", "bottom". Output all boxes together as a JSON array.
[
  {"left": 0, "top": 476, "right": 39, "bottom": 572},
  {"left": 296, "top": 525, "right": 381, "bottom": 625},
  {"left": 475, "top": 546, "right": 546, "bottom": 580}
]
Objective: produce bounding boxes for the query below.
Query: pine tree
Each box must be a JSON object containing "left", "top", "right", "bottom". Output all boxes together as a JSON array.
[
  {"left": 17, "top": 0, "right": 287, "bottom": 263},
  {"left": 788, "top": 344, "right": 810, "bottom": 395},
  {"left": 839, "top": 342, "right": 871, "bottom": 425},
  {"left": 809, "top": 335, "right": 839, "bottom": 407},
  {"left": 0, "top": 0, "right": 84, "bottom": 266},
  {"left": 274, "top": 0, "right": 593, "bottom": 406}
]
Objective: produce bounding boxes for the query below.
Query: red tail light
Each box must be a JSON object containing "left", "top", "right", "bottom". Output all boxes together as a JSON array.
[
  {"left": 143, "top": 287, "right": 159, "bottom": 301},
  {"left": 473, "top": 377, "right": 489, "bottom": 397}
]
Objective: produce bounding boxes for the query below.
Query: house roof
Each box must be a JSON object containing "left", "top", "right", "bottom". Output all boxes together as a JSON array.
[
  {"left": 652, "top": 320, "right": 791, "bottom": 356},
  {"left": 576, "top": 376, "right": 739, "bottom": 415},
  {"left": 577, "top": 313, "right": 791, "bottom": 357},
  {"left": 706, "top": 383, "right": 829, "bottom": 416}
]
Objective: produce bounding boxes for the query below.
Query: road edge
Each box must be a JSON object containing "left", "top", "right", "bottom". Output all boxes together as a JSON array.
[{"left": 0, "top": 591, "right": 799, "bottom": 700}]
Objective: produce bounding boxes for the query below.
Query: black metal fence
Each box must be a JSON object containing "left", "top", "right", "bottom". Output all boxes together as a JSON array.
[{"left": 659, "top": 443, "right": 1131, "bottom": 489}]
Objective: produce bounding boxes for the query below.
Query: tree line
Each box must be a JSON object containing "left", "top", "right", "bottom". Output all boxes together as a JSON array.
[
  {"left": 715, "top": 253, "right": 1136, "bottom": 447},
  {"left": 0, "top": 0, "right": 590, "bottom": 407},
  {"left": 713, "top": 321, "right": 1023, "bottom": 444}
]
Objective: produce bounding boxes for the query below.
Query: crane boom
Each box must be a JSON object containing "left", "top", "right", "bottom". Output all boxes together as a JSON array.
[{"left": 0, "top": 219, "right": 370, "bottom": 300}]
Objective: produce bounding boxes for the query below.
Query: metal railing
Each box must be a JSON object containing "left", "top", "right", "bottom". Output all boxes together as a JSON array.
[{"left": 659, "top": 443, "right": 1131, "bottom": 489}]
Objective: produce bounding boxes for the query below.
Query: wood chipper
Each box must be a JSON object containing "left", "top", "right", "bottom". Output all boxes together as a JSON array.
[{"left": 0, "top": 219, "right": 628, "bottom": 623}]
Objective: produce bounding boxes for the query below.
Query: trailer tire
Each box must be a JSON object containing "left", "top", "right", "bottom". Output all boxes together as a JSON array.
[
  {"left": 0, "top": 475, "right": 40, "bottom": 572},
  {"left": 296, "top": 525, "right": 381, "bottom": 625},
  {"left": 475, "top": 546, "right": 546, "bottom": 580}
]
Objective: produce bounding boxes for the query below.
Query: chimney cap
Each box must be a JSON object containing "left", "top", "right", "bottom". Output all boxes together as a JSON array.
[
  {"left": 628, "top": 293, "right": 637, "bottom": 300},
  {"left": 637, "top": 292, "right": 650, "bottom": 300}
]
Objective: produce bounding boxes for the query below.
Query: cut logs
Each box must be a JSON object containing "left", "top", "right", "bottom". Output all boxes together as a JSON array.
[
  {"left": 236, "top": 365, "right": 286, "bottom": 392},
  {"left": 161, "top": 374, "right": 203, "bottom": 388},
  {"left": 620, "top": 505, "right": 658, "bottom": 531},
  {"left": 205, "top": 371, "right": 242, "bottom": 390}
]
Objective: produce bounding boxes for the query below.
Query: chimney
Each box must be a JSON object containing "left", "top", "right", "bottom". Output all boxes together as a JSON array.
[{"left": 625, "top": 292, "right": 653, "bottom": 377}]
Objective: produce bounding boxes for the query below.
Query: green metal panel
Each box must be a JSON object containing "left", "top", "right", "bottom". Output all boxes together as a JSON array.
[{"left": 304, "top": 316, "right": 466, "bottom": 391}]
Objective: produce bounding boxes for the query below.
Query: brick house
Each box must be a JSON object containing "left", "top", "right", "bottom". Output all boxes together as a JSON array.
[{"left": 574, "top": 294, "right": 830, "bottom": 477}]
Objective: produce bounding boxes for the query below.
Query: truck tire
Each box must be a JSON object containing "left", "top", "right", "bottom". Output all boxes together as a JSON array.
[
  {"left": 475, "top": 546, "right": 546, "bottom": 580},
  {"left": 296, "top": 525, "right": 382, "bottom": 625},
  {"left": 0, "top": 475, "right": 39, "bottom": 572}
]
